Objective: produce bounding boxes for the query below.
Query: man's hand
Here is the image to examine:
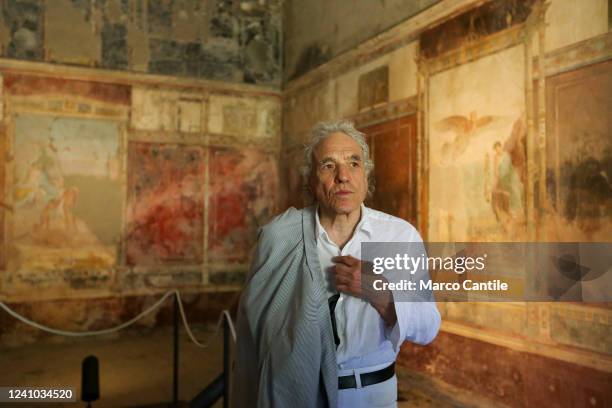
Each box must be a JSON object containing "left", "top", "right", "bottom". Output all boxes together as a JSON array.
[
  {"left": 331, "top": 255, "right": 397, "bottom": 326},
  {"left": 331, "top": 255, "right": 364, "bottom": 297}
]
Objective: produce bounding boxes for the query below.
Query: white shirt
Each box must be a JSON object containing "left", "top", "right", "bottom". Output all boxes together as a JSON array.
[{"left": 315, "top": 204, "right": 441, "bottom": 371}]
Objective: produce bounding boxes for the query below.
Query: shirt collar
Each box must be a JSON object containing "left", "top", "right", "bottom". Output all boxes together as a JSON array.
[{"left": 315, "top": 203, "right": 374, "bottom": 241}]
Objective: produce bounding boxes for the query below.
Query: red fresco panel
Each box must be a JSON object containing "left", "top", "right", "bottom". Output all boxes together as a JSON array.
[
  {"left": 208, "top": 147, "right": 278, "bottom": 264},
  {"left": 3, "top": 74, "right": 131, "bottom": 105},
  {"left": 126, "top": 142, "right": 205, "bottom": 266}
]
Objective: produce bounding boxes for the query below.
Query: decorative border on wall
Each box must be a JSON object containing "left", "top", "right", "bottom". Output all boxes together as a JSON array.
[
  {"left": 537, "top": 31, "right": 612, "bottom": 77},
  {"left": 0, "top": 58, "right": 280, "bottom": 96},
  {"left": 437, "top": 301, "right": 612, "bottom": 372},
  {"left": 399, "top": 330, "right": 612, "bottom": 406},
  {"left": 441, "top": 318, "right": 612, "bottom": 372},
  {"left": 350, "top": 96, "right": 417, "bottom": 129},
  {"left": 421, "top": 25, "right": 526, "bottom": 76}
]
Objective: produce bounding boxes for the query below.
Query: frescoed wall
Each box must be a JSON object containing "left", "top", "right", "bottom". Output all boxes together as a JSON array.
[
  {"left": 0, "top": 75, "right": 131, "bottom": 295},
  {"left": 544, "top": 60, "right": 612, "bottom": 243},
  {"left": 0, "top": 0, "right": 281, "bottom": 85},
  {"left": 361, "top": 115, "right": 418, "bottom": 226},
  {"left": 0, "top": 67, "right": 281, "bottom": 342},
  {"left": 127, "top": 142, "right": 206, "bottom": 266},
  {"left": 0, "top": 0, "right": 609, "bottom": 405},
  {"left": 11, "top": 115, "right": 122, "bottom": 271},
  {"left": 282, "top": 0, "right": 612, "bottom": 405},
  {"left": 427, "top": 45, "right": 527, "bottom": 242},
  {"left": 208, "top": 147, "right": 278, "bottom": 265}
]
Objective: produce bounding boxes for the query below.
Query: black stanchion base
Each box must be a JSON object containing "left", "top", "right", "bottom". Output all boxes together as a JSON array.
[{"left": 189, "top": 373, "right": 224, "bottom": 408}]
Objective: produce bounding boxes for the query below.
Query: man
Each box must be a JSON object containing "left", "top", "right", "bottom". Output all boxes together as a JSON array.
[{"left": 233, "top": 120, "right": 440, "bottom": 407}]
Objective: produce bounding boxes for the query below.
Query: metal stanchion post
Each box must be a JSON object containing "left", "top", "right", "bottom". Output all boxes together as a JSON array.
[
  {"left": 223, "top": 314, "right": 230, "bottom": 408},
  {"left": 173, "top": 293, "right": 179, "bottom": 407}
]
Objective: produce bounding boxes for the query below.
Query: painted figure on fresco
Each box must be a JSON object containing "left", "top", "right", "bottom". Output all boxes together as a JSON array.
[
  {"left": 233, "top": 120, "right": 440, "bottom": 408},
  {"left": 436, "top": 111, "right": 501, "bottom": 161},
  {"left": 14, "top": 139, "right": 98, "bottom": 247},
  {"left": 484, "top": 116, "right": 526, "bottom": 236},
  {"left": 11, "top": 115, "right": 122, "bottom": 270},
  {"left": 427, "top": 43, "right": 526, "bottom": 242}
]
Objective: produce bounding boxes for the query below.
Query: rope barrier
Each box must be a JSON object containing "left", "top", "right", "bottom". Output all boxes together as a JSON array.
[
  {"left": 174, "top": 291, "right": 237, "bottom": 347},
  {"left": 0, "top": 289, "right": 237, "bottom": 346}
]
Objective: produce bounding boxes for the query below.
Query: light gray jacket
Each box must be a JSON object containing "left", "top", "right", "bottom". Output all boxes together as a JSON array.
[{"left": 232, "top": 206, "right": 338, "bottom": 407}]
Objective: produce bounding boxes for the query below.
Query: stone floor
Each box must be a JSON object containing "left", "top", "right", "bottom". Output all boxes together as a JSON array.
[
  {"left": 0, "top": 324, "right": 223, "bottom": 408},
  {"left": 0, "top": 324, "right": 498, "bottom": 408}
]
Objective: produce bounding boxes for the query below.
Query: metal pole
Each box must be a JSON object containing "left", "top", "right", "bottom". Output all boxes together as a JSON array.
[
  {"left": 223, "top": 314, "right": 230, "bottom": 408},
  {"left": 173, "top": 293, "right": 179, "bottom": 407}
]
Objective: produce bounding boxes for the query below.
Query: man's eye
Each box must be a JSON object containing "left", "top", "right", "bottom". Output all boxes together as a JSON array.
[
  {"left": 322, "top": 163, "right": 334, "bottom": 170},
  {"left": 350, "top": 161, "right": 360, "bottom": 168}
]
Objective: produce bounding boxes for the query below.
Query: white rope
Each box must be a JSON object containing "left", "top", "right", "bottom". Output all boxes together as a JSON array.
[
  {"left": 0, "top": 290, "right": 237, "bottom": 346},
  {"left": 175, "top": 291, "right": 237, "bottom": 348},
  {"left": 0, "top": 291, "right": 175, "bottom": 337}
]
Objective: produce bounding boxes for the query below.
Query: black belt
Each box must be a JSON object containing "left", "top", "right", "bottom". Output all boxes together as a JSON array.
[{"left": 338, "top": 362, "right": 395, "bottom": 389}]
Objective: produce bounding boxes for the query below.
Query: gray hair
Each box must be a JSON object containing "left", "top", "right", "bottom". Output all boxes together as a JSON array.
[{"left": 300, "top": 119, "right": 375, "bottom": 199}]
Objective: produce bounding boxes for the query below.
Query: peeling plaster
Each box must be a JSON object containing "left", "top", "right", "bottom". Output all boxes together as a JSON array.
[{"left": 46, "top": 0, "right": 100, "bottom": 65}]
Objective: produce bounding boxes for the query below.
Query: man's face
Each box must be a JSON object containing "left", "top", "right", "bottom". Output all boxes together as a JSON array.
[{"left": 309, "top": 132, "right": 368, "bottom": 216}]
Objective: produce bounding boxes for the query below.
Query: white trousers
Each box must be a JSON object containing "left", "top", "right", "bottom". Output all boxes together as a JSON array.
[{"left": 337, "top": 365, "right": 397, "bottom": 408}]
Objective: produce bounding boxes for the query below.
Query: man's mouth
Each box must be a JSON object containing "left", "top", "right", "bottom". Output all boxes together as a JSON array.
[{"left": 335, "top": 190, "right": 352, "bottom": 196}]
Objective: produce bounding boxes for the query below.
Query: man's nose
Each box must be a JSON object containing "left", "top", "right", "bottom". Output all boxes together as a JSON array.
[{"left": 335, "top": 164, "right": 350, "bottom": 183}]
